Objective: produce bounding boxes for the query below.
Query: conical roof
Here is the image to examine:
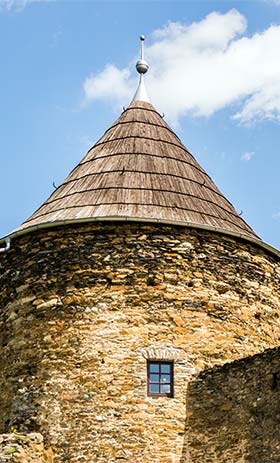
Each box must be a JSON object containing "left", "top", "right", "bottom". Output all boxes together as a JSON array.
[
  {"left": 9, "top": 35, "right": 259, "bottom": 242},
  {"left": 13, "top": 98, "right": 258, "bottom": 240}
]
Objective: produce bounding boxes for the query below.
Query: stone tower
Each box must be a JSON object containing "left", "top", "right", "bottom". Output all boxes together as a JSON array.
[{"left": 1, "top": 37, "right": 280, "bottom": 463}]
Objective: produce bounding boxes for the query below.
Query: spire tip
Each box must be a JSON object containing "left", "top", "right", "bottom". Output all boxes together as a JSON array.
[
  {"left": 136, "top": 34, "right": 149, "bottom": 75},
  {"left": 132, "top": 35, "right": 150, "bottom": 103}
]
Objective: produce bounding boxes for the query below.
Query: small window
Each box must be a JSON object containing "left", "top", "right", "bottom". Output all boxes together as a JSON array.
[{"left": 147, "top": 361, "right": 174, "bottom": 397}]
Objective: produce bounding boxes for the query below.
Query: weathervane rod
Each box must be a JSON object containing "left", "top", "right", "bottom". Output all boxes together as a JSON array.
[
  {"left": 140, "top": 34, "right": 145, "bottom": 60},
  {"left": 136, "top": 35, "right": 149, "bottom": 75}
]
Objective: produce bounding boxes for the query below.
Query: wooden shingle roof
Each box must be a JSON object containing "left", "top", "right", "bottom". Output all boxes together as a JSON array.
[{"left": 14, "top": 100, "right": 258, "bottom": 240}]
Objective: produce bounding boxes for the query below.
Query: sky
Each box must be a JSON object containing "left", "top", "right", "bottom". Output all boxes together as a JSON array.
[{"left": 1, "top": 0, "right": 280, "bottom": 249}]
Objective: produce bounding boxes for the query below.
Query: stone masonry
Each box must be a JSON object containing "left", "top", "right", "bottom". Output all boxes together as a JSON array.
[
  {"left": 185, "top": 346, "right": 280, "bottom": 462},
  {"left": 0, "top": 433, "right": 53, "bottom": 462},
  {"left": 0, "top": 222, "right": 280, "bottom": 462}
]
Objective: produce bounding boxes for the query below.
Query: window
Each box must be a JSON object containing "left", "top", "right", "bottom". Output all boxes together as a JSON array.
[{"left": 147, "top": 361, "right": 174, "bottom": 397}]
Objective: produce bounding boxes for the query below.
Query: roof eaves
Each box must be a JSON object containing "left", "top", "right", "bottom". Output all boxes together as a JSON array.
[{"left": 1, "top": 216, "right": 279, "bottom": 259}]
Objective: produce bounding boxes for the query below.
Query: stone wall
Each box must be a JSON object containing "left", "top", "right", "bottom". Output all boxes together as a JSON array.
[
  {"left": 184, "top": 346, "right": 280, "bottom": 463},
  {"left": 0, "top": 433, "right": 53, "bottom": 462},
  {"left": 0, "top": 222, "right": 280, "bottom": 462}
]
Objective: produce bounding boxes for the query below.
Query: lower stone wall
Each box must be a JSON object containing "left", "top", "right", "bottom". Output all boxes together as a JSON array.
[
  {"left": 2, "top": 348, "right": 280, "bottom": 463},
  {"left": 184, "top": 347, "right": 280, "bottom": 462},
  {"left": 0, "top": 433, "right": 53, "bottom": 462}
]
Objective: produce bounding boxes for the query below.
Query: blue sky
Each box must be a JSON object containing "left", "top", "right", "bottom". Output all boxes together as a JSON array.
[{"left": 1, "top": 0, "right": 280, "bottom": 249}]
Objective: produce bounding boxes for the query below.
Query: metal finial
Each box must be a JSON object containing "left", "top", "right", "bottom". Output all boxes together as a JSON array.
[
  {"left": 132, "top": 35, "right": 150, "bottom": 103},
  {"left": 136, "top": 35, "right": 149, "bottom": 75}
]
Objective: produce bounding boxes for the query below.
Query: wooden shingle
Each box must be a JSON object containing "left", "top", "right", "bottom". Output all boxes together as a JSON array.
[{"left": 14, "top": 100, "right": 258, "bottom": 239}]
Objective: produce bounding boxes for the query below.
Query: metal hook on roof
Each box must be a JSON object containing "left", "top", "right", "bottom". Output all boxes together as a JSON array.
[{"left": 0, "top": 238, "right": 11, "bottom": 253}]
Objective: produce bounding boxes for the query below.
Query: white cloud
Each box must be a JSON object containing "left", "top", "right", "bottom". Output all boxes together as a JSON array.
[
  {"left": 0, "top": 0, "right": 29, "bottom": 10},
  {"left": 83, "top": 9, "right": 280, "bottom": 124},
  {"left": 241, "top": 151, "right": 255, "bottom": 161},
  {"left": 273, "top": 212, "right": 280, "bottom": 219},
  {"left": 50, "top": 29, "right": 62, "bottom": 48},
  {"left": 84, "top": 65, "right": 135, "bottom": 108},
  {"left": 0, "top": 0, "right": 48, "bottom": 11}
]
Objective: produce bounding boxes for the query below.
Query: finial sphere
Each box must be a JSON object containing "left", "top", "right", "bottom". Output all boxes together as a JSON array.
[
  {"left": 136, "top": 35, "right": 148, "bottom": 74},
  {"left": 136, "top": 59, "right": 149, "bottom": 74}
]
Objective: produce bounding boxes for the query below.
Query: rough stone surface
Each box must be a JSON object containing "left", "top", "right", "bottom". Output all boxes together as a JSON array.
[
  {"left": 0, "top": 433, "right": 53, "bottom": 462},
  {"left": 0, "top": 222, "right": 280, "bottom": 462},
  {"left": 185, "top": 347, "right": 280, "bottom": 463}
]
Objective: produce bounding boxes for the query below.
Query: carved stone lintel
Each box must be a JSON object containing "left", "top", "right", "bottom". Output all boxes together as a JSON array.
[
  {"left": 138, "top": 346, "right": 197, "bottom": 377},
  {"left": 139, "top": 345, "right": 183, "bottom": 361}
]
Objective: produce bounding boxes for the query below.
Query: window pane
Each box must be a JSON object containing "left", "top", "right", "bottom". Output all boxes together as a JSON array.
[
  {"left": 161, "top": 364, "right": 171, "bottom": 373},
  {"left": 149, "top": 363, "right": 159, "bottom": 373},
  {"left": 160, "top": 374, "right": 170, "bottom": 384},
  {"left": 147, "top": 361, "right": 173, "bottom": 397},
  {"left": 150, "top": 384, "right": 160, "bottom": 394},
  {"left": 161, "top": 384, "right": 171, "bottom": 393},
  {"left": 150, "top": 374, "right": 159, "bottom": 383}
]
